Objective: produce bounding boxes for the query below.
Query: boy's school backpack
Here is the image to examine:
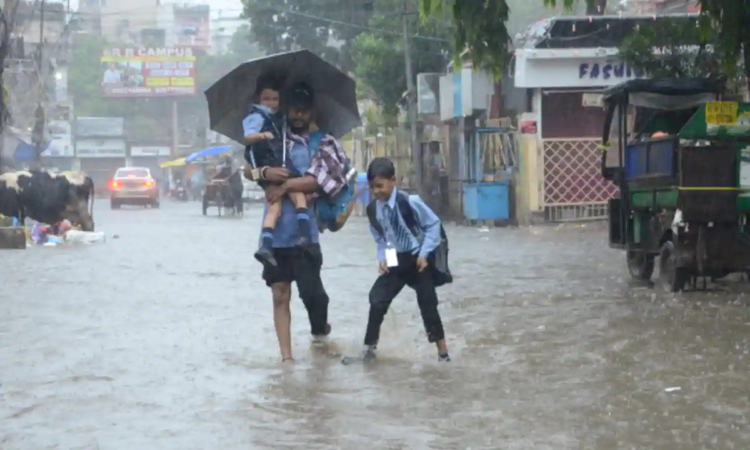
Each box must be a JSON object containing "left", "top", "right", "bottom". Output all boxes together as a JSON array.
[
  {"left": 308, "top": 131, "right": 358, "bottom": 233},
  {"left": 366, "top": 191, "right": 453, "bottom": 287}
]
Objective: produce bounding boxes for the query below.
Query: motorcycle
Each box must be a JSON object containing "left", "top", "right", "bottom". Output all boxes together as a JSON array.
[{"left": 171, "top": 185, "right": 188, "bottom": 201}]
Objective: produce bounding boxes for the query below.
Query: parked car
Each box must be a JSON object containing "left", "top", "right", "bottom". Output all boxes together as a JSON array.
[{"left": 109, "top": 167, "right": 160, "bottom": 209}]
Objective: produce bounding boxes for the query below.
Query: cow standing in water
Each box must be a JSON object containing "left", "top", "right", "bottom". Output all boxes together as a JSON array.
[{"left": 0, "top": 170, "right": 96, "bottom": 231}]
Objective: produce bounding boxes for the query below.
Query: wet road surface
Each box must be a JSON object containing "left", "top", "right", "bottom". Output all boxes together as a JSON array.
[{"left": 2, "top": 201, "right": 749, "bottom": 449}]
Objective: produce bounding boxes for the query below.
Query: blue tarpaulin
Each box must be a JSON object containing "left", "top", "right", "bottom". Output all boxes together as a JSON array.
[{"left": 13, "top": 140, "right": 38, "bottom": 163}]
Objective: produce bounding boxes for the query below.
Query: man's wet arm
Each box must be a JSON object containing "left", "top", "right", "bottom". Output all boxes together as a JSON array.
[{"left": 283, "top": 175, "right": 321, "bottom": 194}]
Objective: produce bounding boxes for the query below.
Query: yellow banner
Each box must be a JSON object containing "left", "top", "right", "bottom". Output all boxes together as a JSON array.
[
  {"left": 705, "top": 101, "right": 739, "bottom": 126},
  {"left": 170, "top": 77, "right": 195, "bottom": 87},
  {"left": 145, "top": 77, "right": 171, "bottom": 87}
]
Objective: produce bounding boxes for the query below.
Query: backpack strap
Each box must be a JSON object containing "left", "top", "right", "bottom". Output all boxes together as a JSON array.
[
  {"left": 395, "top": 191, "right": 420, "bottom": 236},
  {"left": 366, "top": 200, "right": 385, "bottom": 237},
  {"left": 367, "top": 191, "right": 419, "bottom": 238},
  {"left": 307, "top": 131, "right": 326, "bottom": 159}
]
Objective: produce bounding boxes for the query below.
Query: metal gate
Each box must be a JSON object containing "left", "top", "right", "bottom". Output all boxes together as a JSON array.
[{"left": 542, "top": 138, "right": 618, "bottom": 221}]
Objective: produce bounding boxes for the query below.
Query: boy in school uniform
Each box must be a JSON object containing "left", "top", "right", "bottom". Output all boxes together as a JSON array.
[{"left": 343, "top": 157, "right": 451, "bottom": 364}]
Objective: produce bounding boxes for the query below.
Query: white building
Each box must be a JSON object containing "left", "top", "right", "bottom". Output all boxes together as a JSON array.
[{"left": 210, "top": 9, "right": 245, "bottom": 55}]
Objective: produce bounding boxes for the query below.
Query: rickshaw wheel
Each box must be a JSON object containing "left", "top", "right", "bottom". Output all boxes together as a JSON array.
[
  {"left": 202, "top": 196, "right": 209, "bottom": 216},
  {"left": 658, "top": 240, "right": 688, "bottom": 293},
  {"left": 627, "top": 251, "right": 655, "bottom": 281}
]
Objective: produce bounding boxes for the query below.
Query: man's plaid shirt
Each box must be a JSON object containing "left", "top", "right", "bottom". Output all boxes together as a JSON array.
[{"left": 287, "top": 131, "right": 348, "bottom": 197}]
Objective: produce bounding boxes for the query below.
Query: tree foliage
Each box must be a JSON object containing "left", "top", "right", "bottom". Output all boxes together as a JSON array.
[
  {"left": 350, "top": 0, "right": 451, "bottom": 119},
  {"left": 417, "top": 0, "right": 602, "bottom": 76},
  {"left": 696, "top": 0, "right": 750, "bottom": 85},
  {"left": 420, "top": 0, "right": 749, "bottom": 90},
  {"left": 241, "top": 0, "right": 373, "bottom": 73},
  {"left": 617, "top": 17, "right": 722, "bottom": 79},
  {"left": 241, "top": 0, "right": 450, "bottom": 119}
]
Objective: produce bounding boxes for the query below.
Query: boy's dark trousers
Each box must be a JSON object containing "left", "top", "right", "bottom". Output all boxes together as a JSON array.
[{"left": 364, "top": 252, "right": 445, "bottom": 346}]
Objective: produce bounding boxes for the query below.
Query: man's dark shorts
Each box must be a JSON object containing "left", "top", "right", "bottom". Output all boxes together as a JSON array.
[
  {"left": 262, "top": 244, "right": 329, "bottom": 336},
  {"left": 262, "top": 244, "right": 323, "bottom": 287}
]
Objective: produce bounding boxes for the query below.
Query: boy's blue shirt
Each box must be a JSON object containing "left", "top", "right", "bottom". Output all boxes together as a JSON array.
[
  {"left": 369, "top": 187, "right": 442, "bottom": 262},
  {"left": 242, "top": 104, "right": 279, "bottom": 136}
]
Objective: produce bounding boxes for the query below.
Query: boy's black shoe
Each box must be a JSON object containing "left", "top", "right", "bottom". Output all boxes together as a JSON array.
[
  {"left": 254, "top": 246, "right": 277, "bottom": 267},
  {"left": 438, "top": 354, "right": 451, "bottom": 362},
  {"left": 311, "top": 323, "right": 332, "bottom": 346},
  {"left": 341, "top": 345, "right": 376, "bottom": 365}
]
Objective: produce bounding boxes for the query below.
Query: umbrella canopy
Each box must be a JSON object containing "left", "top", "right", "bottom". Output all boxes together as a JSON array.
[
  {"left": 185, "top": 145, "right": 233, "bottom": 164},
  {"left": 159, "top": 157, "right": 188, "bottom": 168},
  {"left": 205, "top": 50, "right": 361, "bottom": 143}
]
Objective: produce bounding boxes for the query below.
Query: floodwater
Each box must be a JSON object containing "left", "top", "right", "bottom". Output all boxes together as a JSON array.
[{"left": 1, "top": 201, "right": 749, "bottom": 449}]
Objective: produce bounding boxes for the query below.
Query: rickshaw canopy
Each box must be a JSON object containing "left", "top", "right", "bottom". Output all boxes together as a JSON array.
[
  {"left": 602, "top": 78, "right": 725, "bottom": 111},
  {"left": 160, "top": 157, "right": 187, "bottom": 168}
]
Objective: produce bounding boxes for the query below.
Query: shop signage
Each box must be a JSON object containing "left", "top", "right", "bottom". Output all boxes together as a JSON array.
[
  {"left": 578, "top": 61, "right": 646, "bottom": 81},
  {"left": 131, "top": 146, "right": 171, "bottom": 157},
  {"left": 76, "top": 139, "right": 127, "bottom": 158}
]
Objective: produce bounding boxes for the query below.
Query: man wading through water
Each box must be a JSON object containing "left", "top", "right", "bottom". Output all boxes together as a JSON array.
[{"left": 244, "top": 82, "right": 348, "bottom": 362}]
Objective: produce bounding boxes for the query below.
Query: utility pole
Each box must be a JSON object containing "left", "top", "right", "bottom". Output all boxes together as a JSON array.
[
  {"left": 402, "top": 2, "right": 420, "bottom": 194},
  {"left": 0, "top": 8, "right": 6, "bottom": 169},
  {"left": 32, "top": 0, "right": 46, "bottom": 168}
]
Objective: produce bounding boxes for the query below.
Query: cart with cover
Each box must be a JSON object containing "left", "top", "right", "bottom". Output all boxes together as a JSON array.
[{"left": 601, "top": 78, "right": 750, "bottom": 291}]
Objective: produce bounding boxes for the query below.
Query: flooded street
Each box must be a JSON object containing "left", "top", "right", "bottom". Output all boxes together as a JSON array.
[{"left": 2, "top": 201, "right": 749, "bottom": 449}]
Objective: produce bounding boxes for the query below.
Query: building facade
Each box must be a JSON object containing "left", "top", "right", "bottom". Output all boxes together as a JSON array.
[{"left": 513, "top": 14, "right": 700, "bottom": 221}]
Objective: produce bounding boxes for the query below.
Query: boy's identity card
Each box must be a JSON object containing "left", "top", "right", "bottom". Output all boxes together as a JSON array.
[{"left": 385, "top": 245, "right": 399, "bottom": 267}]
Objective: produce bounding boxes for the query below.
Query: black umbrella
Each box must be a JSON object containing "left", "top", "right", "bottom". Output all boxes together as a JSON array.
[{"left": 204, "top": 50, "right": 361, "bottom": 143}]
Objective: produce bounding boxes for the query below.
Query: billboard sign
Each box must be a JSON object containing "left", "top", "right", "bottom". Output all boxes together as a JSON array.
[
  {"left": 100, "top": 47, "right": 197, "bottom": 97},
  {"left": 76, "top": 139, "right": 127, "bottom": 158},
  {"left": 75, "top": 117, "right": 124, "bottom": 137}
]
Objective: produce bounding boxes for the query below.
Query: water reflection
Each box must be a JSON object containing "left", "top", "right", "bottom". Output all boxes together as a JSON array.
[{"left": 1, "top": 205, "right": 748, "bottom": 448}]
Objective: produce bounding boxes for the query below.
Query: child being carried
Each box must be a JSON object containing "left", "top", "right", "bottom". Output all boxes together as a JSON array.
[{"left": 243, "top": 76, "right": 312, "bottom": 267}]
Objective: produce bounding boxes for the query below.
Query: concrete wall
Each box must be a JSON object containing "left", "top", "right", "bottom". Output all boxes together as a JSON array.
[{"left": 514, "top": 134, "right": 543, "bottom": 225}]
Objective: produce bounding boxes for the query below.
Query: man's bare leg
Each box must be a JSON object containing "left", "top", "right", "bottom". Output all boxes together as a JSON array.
[
  {"left": 271, "top": 282, "right": 293, "bottom": 361},
  {"left": 255, "top": 201, "right": 282, "bottom": 266}
]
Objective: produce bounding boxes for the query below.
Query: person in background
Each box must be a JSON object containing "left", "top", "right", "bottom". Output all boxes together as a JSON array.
[
  {"left": 343, "top": 157, "right": 450, "bottom": 364},
  {"left": 102, "top": 63, "right": 121, "bottom": 85},
  {"left": 190, "top": 166, "right": 205, "bottom": 201}
]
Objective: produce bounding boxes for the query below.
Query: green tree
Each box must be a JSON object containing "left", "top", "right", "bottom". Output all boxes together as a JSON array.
[
  {"left": 350, "top": 0, "right": 451, "bottom": 119},
  {"left": 418, "top": 0, "right": 599, "bottom": 76},
  {"left": 241, "top": 0, "right": 377, "bottom": 73},
  {"left": 420, "top": 0, "right": 749, "bottom": 90},
  {"left": 697, "top": 0, "right": 750, "bottom": 88},
  {"left": 68, "top": 34, "right": 110, "bottom": 117},
  {"left": 617, "top": 17, "right": 721, "bottom": 79}
]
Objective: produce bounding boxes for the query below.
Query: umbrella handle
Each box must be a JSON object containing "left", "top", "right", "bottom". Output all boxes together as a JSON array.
[{"left": 282, "top": 120, "right": 287, "bottom": 168}]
